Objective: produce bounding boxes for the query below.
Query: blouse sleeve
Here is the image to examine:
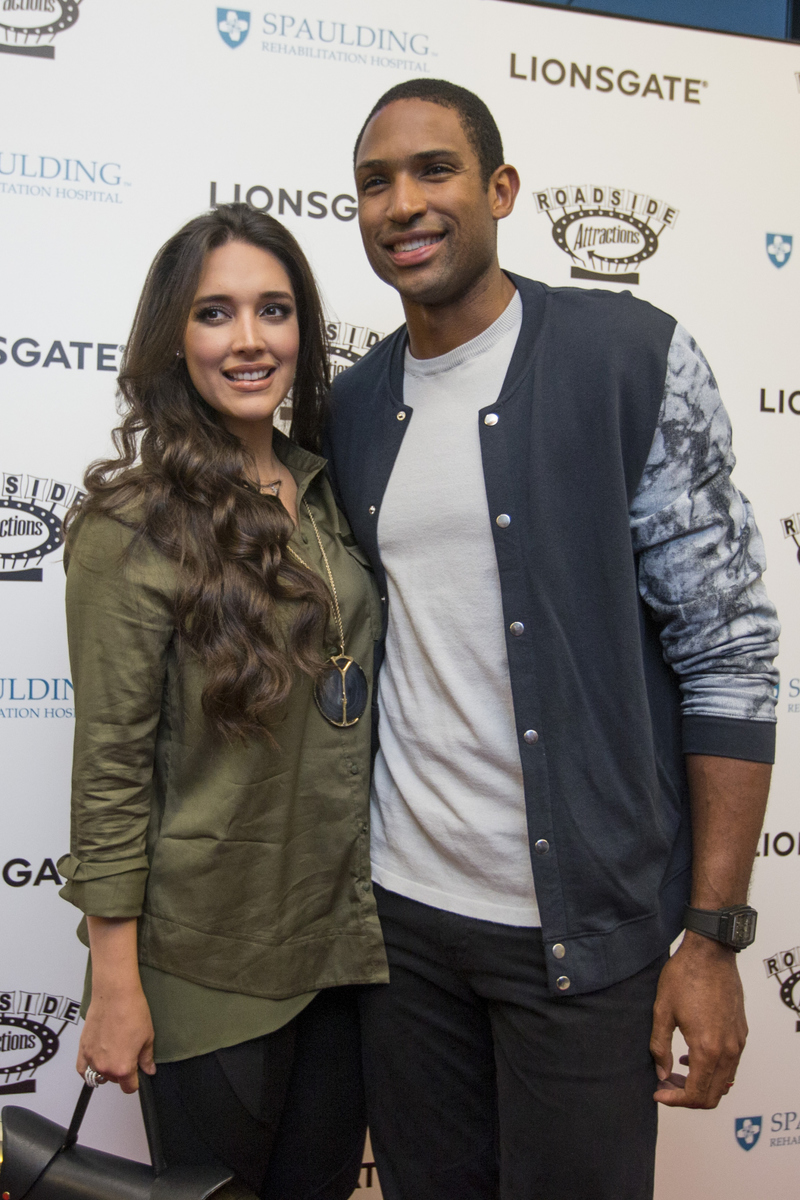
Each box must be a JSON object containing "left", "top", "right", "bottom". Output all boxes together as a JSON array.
[{"left": 57, "top": 513, "right": 176, "bottom": 917}]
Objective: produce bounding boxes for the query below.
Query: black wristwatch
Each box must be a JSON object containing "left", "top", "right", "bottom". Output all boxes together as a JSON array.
[{"left": 683, "top": 904, "right": 757, "bottom": 951}]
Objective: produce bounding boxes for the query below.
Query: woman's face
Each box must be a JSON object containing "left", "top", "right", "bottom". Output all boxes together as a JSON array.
[{"left": 183, "top": 240, "right": 300, "bottom": 433}]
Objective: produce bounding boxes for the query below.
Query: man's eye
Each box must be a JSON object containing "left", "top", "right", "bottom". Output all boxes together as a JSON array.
[
  {"left": 425, "top": 164, "right": 453, "bottom": 176},
  {"left": 361, "top": 176, "right": 386, "bottom": 192}
]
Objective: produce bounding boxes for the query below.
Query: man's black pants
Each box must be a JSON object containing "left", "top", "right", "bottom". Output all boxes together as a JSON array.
[{"left": 360, "top": 884, "right": 666, "bottom": 1200}]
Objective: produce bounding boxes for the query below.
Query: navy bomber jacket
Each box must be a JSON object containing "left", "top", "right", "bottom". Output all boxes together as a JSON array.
[{"left": 326, "top": 273, "right": 779, "bottom": 995}]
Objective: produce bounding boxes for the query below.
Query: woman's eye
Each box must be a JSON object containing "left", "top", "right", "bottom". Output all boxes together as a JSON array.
[
  {"left": 196, "top": 306, "right": 227, "bottom": 322},
  {"left": 262, "top": 304, "right": 291, "bottom": 319}
]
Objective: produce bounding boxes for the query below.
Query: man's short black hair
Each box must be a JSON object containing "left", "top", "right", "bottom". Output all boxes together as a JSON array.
[{"left": 353, "top": 79, "right": 505, "bottom": 188}]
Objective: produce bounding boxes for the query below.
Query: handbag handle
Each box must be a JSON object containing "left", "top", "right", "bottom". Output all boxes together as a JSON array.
[
  {"left": 138, "top": 1071, "right": 167, "bottom": 1175},
  {"left": 62, "top": 1084, "right": 93, "bottom": 1151},
  {"left": 60, "top": 1073, "right": 166, "bottom": 1175}
]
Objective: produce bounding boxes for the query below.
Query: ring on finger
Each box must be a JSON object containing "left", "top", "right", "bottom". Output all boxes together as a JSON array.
[{"left": 84, "top": 1066, "right": 107, "bottom": 1088}]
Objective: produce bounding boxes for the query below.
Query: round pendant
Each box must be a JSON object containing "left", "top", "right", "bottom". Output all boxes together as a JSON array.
[{"left": 314, "top": 655, "right": 368, "bottom": 728}]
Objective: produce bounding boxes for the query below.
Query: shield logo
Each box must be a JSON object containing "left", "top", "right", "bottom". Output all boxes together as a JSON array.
[
  {"left": 217, "top": 8, "right": 250, "bottom": 48},
  {"left": 735, "top": 1117, "right": 762, "bottom": 1151},
  {"left": 766, "top": 234, "right": 792, "bottom": 268}
]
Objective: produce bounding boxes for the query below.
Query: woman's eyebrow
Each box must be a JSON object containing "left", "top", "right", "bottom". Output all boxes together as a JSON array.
[{"left": 192, "top": 290, "right": 294, "bottom": 304}]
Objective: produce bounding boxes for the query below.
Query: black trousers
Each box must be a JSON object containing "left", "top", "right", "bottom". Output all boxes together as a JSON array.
[
  {"left": 360, "top": 884, "right": 666, "bottom": 1200},
  {"left": 149, "top": 987, "right": 365, "bottom": 1200}
]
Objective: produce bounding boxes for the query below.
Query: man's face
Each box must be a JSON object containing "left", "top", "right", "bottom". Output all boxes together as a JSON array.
[{"left": 355, "top": 99, "right": 502, "bottom": 308}]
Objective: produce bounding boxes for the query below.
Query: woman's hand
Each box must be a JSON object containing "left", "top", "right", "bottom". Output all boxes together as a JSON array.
[
  {"left": 77, "top": 986, "right": 155, "bottom": 1094},
  {"left": 77, "top": 916, "right": 156, "bottom": 1094}
]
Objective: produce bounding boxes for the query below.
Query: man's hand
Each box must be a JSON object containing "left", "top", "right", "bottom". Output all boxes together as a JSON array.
[
  {"left": 650, "top": 930, "right": 747, "bottom": 1108},
  {"left": 652, "top": 754, "right": 769, "bottom": 1109}
]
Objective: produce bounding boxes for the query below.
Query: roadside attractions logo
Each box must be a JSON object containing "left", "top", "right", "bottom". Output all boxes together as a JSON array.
[
  {"left": 275, "top": 321, "right": 384, "bottom": 431},
  {"left": 210, "top": 181, "right": 356, "bottom": 222},
  {"left": 326, "top": 321, "right": 384, "bottom": 379},
  {"left": 509, "top": 53, "right": 707, "bottom": 103},
  {"left": 780, "top": 511, "right": 800, "bottom": 564},
  {"left": 1, "top": 472, "right": 84, "bottom": 582},
  {"left": 260, "top": 10, "right": 432, "bottom": 72},
  {"left": 765, "top": 945, "right": 800, "bottom": 1033},
  {"left": 0, "top": 0, "right": 82, "bottom": 60},
  {"left": 277, "top": 324, "right": 386, "bottom": 432},
  {"left": 533, "top": 185, "right": 678, "bottom": 285},
  {"left": 0, "top": 152, "right": 129, "bottom": 205},
  {"left": 0, "top": 987, "right": 81, "bottom": 1096}
]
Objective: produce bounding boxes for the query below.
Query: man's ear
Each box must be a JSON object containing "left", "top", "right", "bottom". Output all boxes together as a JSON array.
[{"left": 490, "top": 164, "right": 521, "bottom": 221}]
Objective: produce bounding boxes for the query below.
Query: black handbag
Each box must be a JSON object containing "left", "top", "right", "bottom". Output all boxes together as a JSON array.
[{"left": 0, "top": 1073, "right": 239, "bottom": 1199}]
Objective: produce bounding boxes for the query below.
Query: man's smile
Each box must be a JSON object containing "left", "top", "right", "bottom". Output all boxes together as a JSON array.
[{"left": 384, "top": 231, "right": 445, "bottom": 266}]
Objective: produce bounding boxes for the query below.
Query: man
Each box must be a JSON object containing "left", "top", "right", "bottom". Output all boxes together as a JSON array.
[{"left": 326, "top": 79, "right": 779, "bottom": 1199}]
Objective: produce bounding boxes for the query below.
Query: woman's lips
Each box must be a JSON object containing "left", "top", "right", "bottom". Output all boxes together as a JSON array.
[{"left": 222, "top": 365, "right": 277, "bottom": 390}]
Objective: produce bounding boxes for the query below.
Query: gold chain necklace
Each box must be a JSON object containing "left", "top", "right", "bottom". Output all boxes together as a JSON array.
[{"left": 286, "top": 500, "right": 367, "bottom": 728}]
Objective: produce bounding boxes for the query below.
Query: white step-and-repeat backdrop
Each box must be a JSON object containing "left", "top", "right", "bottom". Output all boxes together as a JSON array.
[{"left": 1, "top": 1, "right": 798, "bottom": 1195}]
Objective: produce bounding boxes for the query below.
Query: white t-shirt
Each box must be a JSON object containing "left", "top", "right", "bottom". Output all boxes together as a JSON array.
[{"left": 370, "top": 290, "right": 540, "bottom": 926}]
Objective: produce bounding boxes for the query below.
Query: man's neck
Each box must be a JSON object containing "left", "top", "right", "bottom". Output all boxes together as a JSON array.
[{"left": 403, "top": 264, "right": 516, "bottom": 360}]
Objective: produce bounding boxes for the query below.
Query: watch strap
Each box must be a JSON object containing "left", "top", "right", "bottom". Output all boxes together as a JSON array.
[{"left": 683, "top": 906, "right": 726, "bottom": 941}]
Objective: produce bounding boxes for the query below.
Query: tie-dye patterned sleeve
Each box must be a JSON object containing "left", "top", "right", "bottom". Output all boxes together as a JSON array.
[{"left": 630, "top": 324, "right": 779, "bottom": 742}]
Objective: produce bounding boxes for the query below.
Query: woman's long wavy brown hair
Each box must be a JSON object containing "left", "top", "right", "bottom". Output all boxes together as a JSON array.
[{"left": 67, "top": 203, "right": 333, "bottom": 740}]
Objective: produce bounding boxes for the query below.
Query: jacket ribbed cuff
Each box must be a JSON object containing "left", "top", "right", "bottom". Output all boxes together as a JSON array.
[{"left": 682, "top": 715, "right": 776, "bottom": 764}]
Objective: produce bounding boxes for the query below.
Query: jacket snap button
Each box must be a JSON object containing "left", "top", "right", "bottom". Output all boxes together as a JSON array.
[
  {"left": 510, "top": 621, "right": 524, "bottom": 636},
  {"left": 523, "top": 729, "right": 538, "bottom": 744},
  {"left": 534, "top": 839, "right": 549, "bottom": 855},
  {"left": 397, "top": 411, "right": 406, "bottom": 420},
  {"left": 368, "top": 506, "right": 376, "bottom": 515},
  {"left": 484, "top": 413, "right": 499, "bottom": 426},
  {"left": 552, "top": 943, "right": 566, "bottom": 959},
  {"left": 556, "top": 976, "right": 571, "bottom": 991},
  {"left": 496, "top": 513, "right": 511, "bottom": 528}
]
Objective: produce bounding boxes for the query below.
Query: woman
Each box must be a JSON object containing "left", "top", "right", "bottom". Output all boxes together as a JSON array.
[{"left": 57, "top": 203, "right": 387, "bottom": 1200}]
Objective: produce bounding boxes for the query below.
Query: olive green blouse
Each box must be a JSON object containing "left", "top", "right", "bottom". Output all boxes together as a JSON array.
[{"left": 59, "top": 435, "right": 388, "bottom": 1062}]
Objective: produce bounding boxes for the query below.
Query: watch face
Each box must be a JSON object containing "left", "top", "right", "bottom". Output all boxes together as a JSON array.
[{"left": 730, "top": 910, "right": 757, "bottom": 948}]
